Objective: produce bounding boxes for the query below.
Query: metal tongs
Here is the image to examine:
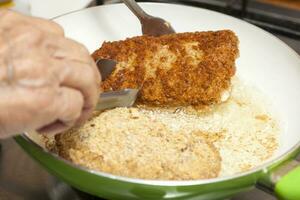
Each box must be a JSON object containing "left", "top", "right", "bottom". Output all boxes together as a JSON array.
[
  {"left": 96, "top": 59, "right": 139, "bottom": 111},
  {"left": 122, "top": 0, "right": 175, "bottom": 36},
  {"left": 96, "top": 0, "right": 176, "bottom": 111}
]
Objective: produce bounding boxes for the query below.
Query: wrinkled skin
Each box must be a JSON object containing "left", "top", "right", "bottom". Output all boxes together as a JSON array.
[{"left": 0, "top": 10, "right": 101, "bottom": 138}]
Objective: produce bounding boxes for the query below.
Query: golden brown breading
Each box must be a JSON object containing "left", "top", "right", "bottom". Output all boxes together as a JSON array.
[
  {"left": 92, "top": 30, "right": 239, "bottom": 106},
  {"left": 55, "top": 108, "right": 221, "bottom": 180}
]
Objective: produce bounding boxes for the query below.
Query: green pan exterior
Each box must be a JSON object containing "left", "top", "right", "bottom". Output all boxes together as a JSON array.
[
  {"left": 275, "top": 165, "right": 300, "bottom": 200},
  {"left": 14, "top": 136, "right": 299, "bottom": 200},
  {"left": 15, "top": 136, "right": 300, "bottom": 200}
]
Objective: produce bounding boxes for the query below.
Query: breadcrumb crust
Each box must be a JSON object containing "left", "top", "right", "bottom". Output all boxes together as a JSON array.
[{"left": 92, "top": 30, "right": 239, "bottom": 106}]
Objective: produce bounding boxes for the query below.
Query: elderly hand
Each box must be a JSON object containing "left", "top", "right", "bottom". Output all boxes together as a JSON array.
[{"left": 0, "top": 10, "right": 101, "bottom": 138}]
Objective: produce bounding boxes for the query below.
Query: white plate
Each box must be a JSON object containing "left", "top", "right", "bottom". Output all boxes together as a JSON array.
[{"left": 54, "top": 3, "right": 300, "bottom": 158}]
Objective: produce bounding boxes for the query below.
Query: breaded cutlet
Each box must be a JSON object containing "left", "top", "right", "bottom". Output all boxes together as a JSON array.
[
  {"left": 55, "top": 108, "right": 221, "bottom": 180},
  {"left": 92, "top": 30, "right": 239, "bottom": 106}
]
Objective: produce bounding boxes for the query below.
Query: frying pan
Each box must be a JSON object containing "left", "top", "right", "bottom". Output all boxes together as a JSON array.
[{"left": 15, "top": 3, "right": 300, "bottom": 200}]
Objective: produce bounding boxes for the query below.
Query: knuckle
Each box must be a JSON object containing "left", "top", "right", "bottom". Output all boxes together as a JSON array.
[
  {"left": 10, "top": 25, "right": 43, "bottom": 48},
  {"left": 37, "top": 88, "right": 56, "bottom": 108},
  {"left": 47, "top": 21, "right": 64, "bottom": 35},
  {"left": 25, "top": 88, "right": 56, "bottom": 115},
  {"left": 69, "top": 38, "right": 89, "bottom": 55},
  {"left": 63, "top": 89, "right": 84, "bottom": 118},
  {"left": 85, "top": 65, "right": 97, "bottom": 85},
  {"left": 77, "top": 92, "right": 84, "bottom": 107},
  {"left": 22, "top": 16, "right": 64, "bottom": 36}
]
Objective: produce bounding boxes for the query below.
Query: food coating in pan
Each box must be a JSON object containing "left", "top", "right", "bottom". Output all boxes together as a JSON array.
[
  {"left": 92, "top": 30, "right": 239, "bottom": 106},
  {"left": 55, "top": 108, "right": 221, "bottom": 180}
]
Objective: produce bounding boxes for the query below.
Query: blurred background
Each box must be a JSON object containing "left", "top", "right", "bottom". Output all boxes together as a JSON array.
[
  {"left": 0, "top": 0, "right": 299, "bottom": 200},
  {"left": 1, "top": 0, "right": 299, "bottom": 52}
]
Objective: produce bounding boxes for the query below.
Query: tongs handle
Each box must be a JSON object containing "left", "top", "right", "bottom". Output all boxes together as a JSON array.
[
  {"left": 97, "top": 89, "right": 139, "bottom": 111},
  {"left": 95, "top": 59, "right": 139, "bottom": 111},
  {"left": 122, "top": 0, "right": 149, "bottom": 21}
]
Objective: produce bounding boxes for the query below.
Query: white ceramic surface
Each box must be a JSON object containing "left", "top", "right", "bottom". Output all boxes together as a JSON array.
[
  {"left": 29, "top": 0, "right": 92, "bottom": 19},
  {"left": 53, "top": 3, "right": 300, "bottom": 160}
]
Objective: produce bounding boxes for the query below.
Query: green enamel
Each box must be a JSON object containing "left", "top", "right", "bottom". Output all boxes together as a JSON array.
[{"left": 275, "top": 165, "right": 300, "bottom": 200}]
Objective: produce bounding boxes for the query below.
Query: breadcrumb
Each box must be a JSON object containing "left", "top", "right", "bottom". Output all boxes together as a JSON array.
[
  {"left": 92, "top": 30, "right": 239, "bottom": 106},
  {"left": 53, "top": 78, "right": 279, "bottom": 179},
  {"left": 55, "top": 108, "right": 221, "bottom": 180}
]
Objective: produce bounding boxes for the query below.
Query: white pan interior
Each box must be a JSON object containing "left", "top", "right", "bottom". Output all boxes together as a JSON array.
[{"left": 53, "top": 3, "right": 300, "bottom": 161}]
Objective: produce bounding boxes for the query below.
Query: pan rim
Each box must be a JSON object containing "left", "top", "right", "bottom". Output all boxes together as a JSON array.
[{"left": 20, "top": 2, "right": 300, "bottom": 187}]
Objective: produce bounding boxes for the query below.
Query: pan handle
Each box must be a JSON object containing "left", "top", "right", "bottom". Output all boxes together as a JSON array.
[
  {"left": 258, "top": 159, "right": 300, "bottom": 200},
  {"left": 274, "top": 160, "right": 300, "bottom": 200}
]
